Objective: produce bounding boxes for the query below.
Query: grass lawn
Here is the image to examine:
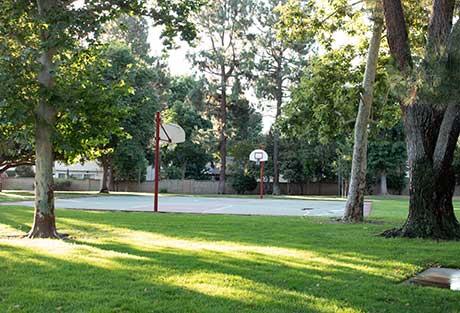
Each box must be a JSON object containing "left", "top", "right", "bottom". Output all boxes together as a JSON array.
[
  {"left": 0, "top": 190, "right": 349, "bottom": 203},
  {"left": 0, "top": 197, "right": 460, "bottom": 312},
  {"left": 0, "top": 191, "right": 147, "bottom": 203}
]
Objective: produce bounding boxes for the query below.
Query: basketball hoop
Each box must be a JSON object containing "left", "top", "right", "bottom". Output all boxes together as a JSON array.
[
  {"left": 249, "top": 149, "right": 268, "bottom": 165},
  {"left": 249, "top": 149, "right": 269, "bottom": 199},
  {"left": 153, "top": 112, "right": 185, "bottom": 213},
  {"left": 159, "top": 123, "right": 185, "bottom": 144}
]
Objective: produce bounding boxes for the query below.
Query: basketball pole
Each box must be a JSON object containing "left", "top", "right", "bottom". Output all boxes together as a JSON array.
[
  {"left": 260, "top": 161, "right": 264, "bottom": 199},
  {"left": 154, "top": 112, "right": 161, "bottom": 213}
]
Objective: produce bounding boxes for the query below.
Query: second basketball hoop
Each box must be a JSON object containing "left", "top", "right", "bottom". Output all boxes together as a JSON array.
[{"left": 249, "top": 149, "right": 268, "bottom": 199}]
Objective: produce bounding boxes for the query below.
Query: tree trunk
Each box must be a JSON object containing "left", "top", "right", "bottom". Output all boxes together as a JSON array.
[
  {"left": 272, "top": 54, "right": 283, "bottom": 196},
  {"left": 381, "top": 0, "right": 460, "bottom": 239},
  {"left": 383, "top": 103, "right": 460, "bottom": 239},
  {"left": 218, "top": 65, "right": 227, "bottom": 194},
  {"left": 181, "top": 161, "right": 187, "bottom": 180},
  {"left": 28, "top": 0, "right": 63, "bottom": 239},
  {"left": 108, "top": 164, "right": 114, "bottom": 191},
  {"left": 343, "top": 6, "right": 384, "bottom": 222},
  {"left": 28, "top": 81, "right": 59, "bottom": 238},
  {"left": 379, "top": 172, "right": 389, "bottom": 195},
  {"left": 99, "top": 156, "right": 110, "bottom": 193}
]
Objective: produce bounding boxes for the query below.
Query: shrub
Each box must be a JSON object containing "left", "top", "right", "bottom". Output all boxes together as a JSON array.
[
  {"left": 5, "top": 170, "right": 16, "bottom": 177},
  {"left": 54, "top": 179, "right": 72, "bottom": 191},
  {"left": 164, "top": 166, "right": 182, "bottom": 179},
  {"left": 231, "top": 174, "right": 257, "bottom": 194},
  {"left": 159, "top": 188, "right": 168, "bottom": 193},
  {"left": 15, "top": 165, "right": 35, "bottom": 177}
]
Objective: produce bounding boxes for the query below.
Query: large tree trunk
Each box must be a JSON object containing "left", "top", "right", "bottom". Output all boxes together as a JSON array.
[
  {"left": 99, "top": 155, "right": 110, "bottom": 193},
  {"left": 343, "top": 6, "right": 384, "bottom": 222},
  {"left": 28, "top": 0, "right": 61, "bottom": 239},
  {"left": 381, "top": 0, "right": 460, "bottom": 239},
  {"left": 28, "top": 99, "right": 58, "bottom": 238},
  {"left": 383, "top": 104, "right": 460, "bottom": 239},
  {"left": 218, "top": 65, "right": 227, "bottom": 194}
]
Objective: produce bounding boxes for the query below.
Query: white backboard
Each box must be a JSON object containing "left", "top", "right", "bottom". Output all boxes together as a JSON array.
[
  {"left": 159, "top": 123, "right": 186, "bottom": 144},
  {"left": 249, "top": 149, "right": 268, "bottom": 162}
]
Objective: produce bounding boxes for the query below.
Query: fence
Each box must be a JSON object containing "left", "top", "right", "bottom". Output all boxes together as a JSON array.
[{"left": 1, "top": 177, "right": 339, "bottom": 195}]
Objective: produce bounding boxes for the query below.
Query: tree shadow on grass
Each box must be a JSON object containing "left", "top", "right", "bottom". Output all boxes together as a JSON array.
[
  {"left": 1, "top": 207, "right": 460, "bottom": 312},
  {"left": 1, "top": 237, "right": 459, "bottom": 313},
  {"left": 0, "top": 243, "right": 363, "bottom": 313},
  {"left": 2, "top": 206, "right": 459, "bottom": 271}
]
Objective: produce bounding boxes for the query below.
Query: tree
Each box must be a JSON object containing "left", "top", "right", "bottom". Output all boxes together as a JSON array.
[
  {"left": 96, "top": 45, "right": 162, "bottom": 191},
  {"left": 343, "top": 2, "right": 384, "bottom": 222},
  {"left": 0, "top": 0, "right": 202, "bottom": 238},
  {"left": 97, "top": 14, "right": 171, "bottom": 192},
  {"left": 192, "top": 0, "right": 255, "bottom": 193},
  {"left": 367, "top": 123, "right": 407, "bottom": 195},
  {"left": 225, "top": 78, "right": 264, "bottom": 177},
  {"left": 381, "top": 0, "right": 460, "bottom": 239},
  {"left": 281, "top": 47, "right": 361, "bottom": 145},
  {"left": 280, "top": 28, "right": 401, "bottom": 198},
  {"left": 279, "top": 139, "right": 337, "bottom": 184},
  {"left": 253, "top": 0, "right": 312, "bottom": 195},
  {"left": 162, "top": 96, "right": 213, "bottom": 180},
  {"left": 15, "top": 165, "right": 35, "bottom": 178},
  {"left": 103, "top": 14, "right": 151, "bottom": 61}
]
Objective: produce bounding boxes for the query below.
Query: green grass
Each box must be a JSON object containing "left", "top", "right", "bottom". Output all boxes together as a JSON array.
[
  {"left": 0, "top": 190, "right": 146, "bottom": 203},
  {"left": 1, "top": 197, "right": 460, "bottom": 312}
]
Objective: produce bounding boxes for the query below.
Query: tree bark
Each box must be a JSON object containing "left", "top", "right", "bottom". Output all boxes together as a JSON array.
[
  {"left": 181, "top": 161, "right": 187, "bottom": 180},
  {"left": 343, "top": 6, "right": 384, "bottom": 222},
  {"left": 381, "top": 0, "right": 460, "bottom": 239},
  {"left": 382, "top": 0, "right": 412, "bottom": 72},
  {"left": 99, "top": 155, "right": 110, "bottom": 193},
  {"left": 28, "top": 0, "right": 62, "bottom": 239},
  {"left": 108, "top": 163, "right": 114, "bottom": 191},
  {"left": 383, "top": 104, "right": 460, "bottom": 239},
  {"left": 272, "top": 53, "right": 283, "bottom": 196},
  {"left": 218, "top": 64, "right": 228, "bottom": 194},
  {"left": 379, "top": 172, "right": 388, "bottom": 195}
]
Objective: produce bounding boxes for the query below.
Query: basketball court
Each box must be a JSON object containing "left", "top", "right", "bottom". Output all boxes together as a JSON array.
[{"left": 3, "top": 195, "right": 347, "bottom": 217}]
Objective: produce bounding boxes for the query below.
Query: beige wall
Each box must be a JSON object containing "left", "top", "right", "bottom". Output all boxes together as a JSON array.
[{"left": 2, "top": 177, "right": 339, "bottom": 195}]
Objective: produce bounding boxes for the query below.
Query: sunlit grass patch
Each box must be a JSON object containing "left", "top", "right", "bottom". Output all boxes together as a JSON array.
[{"left": 0, "top": 199, "right": 460, "bottom": 312}]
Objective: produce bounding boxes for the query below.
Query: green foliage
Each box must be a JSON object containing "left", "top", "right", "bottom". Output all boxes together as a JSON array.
[
  {"left": 53, "top": 179, "right": 72, "bottom": 191},
  {"left": 367, "top": 123, "right": 407, "bottom": 193},
  {"left": 281, "top": 47, "right": 361, "bottom": 144},
  {"left": 103, "top": 14, "right": 151, "bottom": 60},
  {"left": 253, "top": 0, "right": 313, "bottom": 109},
  {"left": 227, "top": 79, "right": 264, "bottom": 174},
  {"left": 162, "top": 78, "right": 214, "bottom": 180},
  {"left": 94, "top": 44, "right": 162, "bottom": 183},
  {"left": 112, "top": 138, "right": 148, "bottom": 182},
  {"left": 163, "top": 166, "right": 182, "bottom": 180},
  {"left": 278, "top": 139, "right": 337, "bottom": 183},
  {"left": 14, "top": 166, "right": 34, "bottom": 178},
  {"left": 231, "top": 173, "right": 257, "bottom": 194}
]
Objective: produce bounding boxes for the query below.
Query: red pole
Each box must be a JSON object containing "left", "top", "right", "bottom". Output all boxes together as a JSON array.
[
  {"left": 154, "top": 112, "right": 161, "bottom": 212},
  {"left": 260, "top": 161, "right": 264, "bottom": 199}
]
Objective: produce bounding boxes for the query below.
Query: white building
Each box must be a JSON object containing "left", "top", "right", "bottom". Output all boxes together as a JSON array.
[{"left": 53, "top": 161, "right": 102, "bottom": 180}]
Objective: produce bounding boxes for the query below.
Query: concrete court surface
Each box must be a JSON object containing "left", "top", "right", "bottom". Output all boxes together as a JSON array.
[{"left": 2, "top": 196, "right": 347, "bottom": 217}]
